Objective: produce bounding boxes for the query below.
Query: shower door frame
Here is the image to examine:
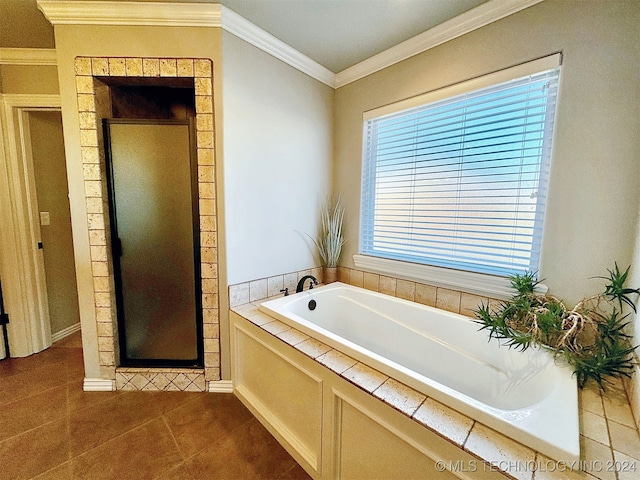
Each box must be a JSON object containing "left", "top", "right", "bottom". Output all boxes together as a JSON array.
[{"left": 103, "top": 118, "right": 204, "bottom": 368}]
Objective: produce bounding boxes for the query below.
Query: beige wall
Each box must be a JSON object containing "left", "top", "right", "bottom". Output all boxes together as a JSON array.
[
  {"left": 0, "top": 0, "right": 55, "bottom": 49},
  {"left": 0, "top": 64, "right": 58, "bottom": 94},
  {"left": 334, "top": 0, "right": 640, "bottom": 308},
  {"left": 221, "top": 31, "right": 334, "bottom": 285}
]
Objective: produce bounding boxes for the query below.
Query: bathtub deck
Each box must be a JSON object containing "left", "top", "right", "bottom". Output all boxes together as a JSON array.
[{"left": 232, "top": 300, "right": 640, "bottom": 480}]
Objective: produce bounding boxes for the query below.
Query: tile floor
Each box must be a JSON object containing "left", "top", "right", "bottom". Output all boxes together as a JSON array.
[{"left": 0, "top": 332, "right": 311, "bottom": 480}]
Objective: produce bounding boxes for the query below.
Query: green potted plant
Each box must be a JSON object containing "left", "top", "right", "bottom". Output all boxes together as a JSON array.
[
  {"left": 475, "top": 264, "right": 639, "bottom": 389},
  {"left": 308, "top": 196, "right": 346, "bottom": 284}
]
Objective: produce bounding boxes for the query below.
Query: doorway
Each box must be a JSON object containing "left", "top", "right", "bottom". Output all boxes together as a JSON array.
[
  {"left": 0, "top": 96, "right": 81, "bottom": 358},
  {"left": 103, "top": 119, "right": 203, "bottom": 367},
  {"left": 28, "top": 111, "right": 81, "bottom": 339}
]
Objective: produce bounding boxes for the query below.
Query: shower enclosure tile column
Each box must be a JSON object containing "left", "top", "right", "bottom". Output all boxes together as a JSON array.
[{"left": 74, "top": 56, "right": 219, "bottom": 390}]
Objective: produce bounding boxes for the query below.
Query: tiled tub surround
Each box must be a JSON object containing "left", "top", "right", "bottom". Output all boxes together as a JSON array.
[
  {"left": 230, "top": 279, "right": 640, "bottom": 479},
  {"left": 229, "top": 266, "right": 323, "bottom": 307},
  {"left": 75, "top": 57, "right": 219, "bottom": 391},
  {"left": 335, "top": 266, "right": 503, "bottom": 317},
  {"left": 259, "top": 283, "right": 579, "bottom": 462}
]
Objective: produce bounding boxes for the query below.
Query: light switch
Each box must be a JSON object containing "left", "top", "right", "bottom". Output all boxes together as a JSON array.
[{"left": 40, "top": 212, "right": 50, "bottom": 226}]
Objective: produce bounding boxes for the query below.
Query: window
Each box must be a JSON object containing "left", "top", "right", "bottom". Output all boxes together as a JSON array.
[{"left": 360, "top": 55, "right": 561, "bottom": 278}]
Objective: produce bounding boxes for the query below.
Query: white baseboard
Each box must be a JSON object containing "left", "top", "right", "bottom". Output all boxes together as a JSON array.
[
  {"left": 208, "top": 380, "right": 234, "bottom": 393},
  {"left": 52, "top": 322, "right": 81, "bottom": 343},
  {"left": 83, "top": 377, "right": 115, "bottom": 391}
]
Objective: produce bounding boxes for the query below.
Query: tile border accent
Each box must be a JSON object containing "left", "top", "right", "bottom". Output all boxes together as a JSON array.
[
  {"left": 75, "top": 56, "right": 219, "bottom": 389},
  {"left": 115, "top": 368, "right": 206, "bottom": 392}
]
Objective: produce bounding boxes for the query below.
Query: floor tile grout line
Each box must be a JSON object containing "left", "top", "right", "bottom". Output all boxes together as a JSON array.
[
  {"left": 177, "top": 411, "right": 259, "bottom": 465},
  {"left": 0, "top": 347, "right": 88, "bottom": 450},
  {"left": 67, "top": 415, "right": 165, "bottom": 464},
  {"left": 32, "top": 415, "right": 182, "bottom": 480},
  {"left": 161, "top": 414, "right": 191, "bottom": 466},
  {"left": 0, "top": 414, "right": 65, "bottom": 448},
  {"left": 0, "top": 354, "right": 77, "bottom": 409},
  {"left": 67, "top": 387, "right": 127, "bottom": 415},
  {"left": 0, "top": 384, "right": 73, "bottom": 447}
]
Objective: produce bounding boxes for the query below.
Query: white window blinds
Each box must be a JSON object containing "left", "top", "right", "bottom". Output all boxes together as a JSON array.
[{"left": 360, "top": 58, "right": 560, "bottom": 277}]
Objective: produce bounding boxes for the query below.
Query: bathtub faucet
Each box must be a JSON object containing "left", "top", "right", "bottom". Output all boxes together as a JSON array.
[{"left": 296, "top": 275, "right": 318, "bottom": 293}]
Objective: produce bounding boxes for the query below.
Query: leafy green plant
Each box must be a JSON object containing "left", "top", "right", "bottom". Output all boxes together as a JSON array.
[
  {"left": 475, "top": 265, "right": 639, "bottom": 389},
  {"left": 598, "top": 263, "right": 640, "bottom": 312}
]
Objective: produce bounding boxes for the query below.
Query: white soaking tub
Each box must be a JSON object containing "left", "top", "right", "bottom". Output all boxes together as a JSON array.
[{"left": 260, "top": 282, "right": 579, "bottom": 463}]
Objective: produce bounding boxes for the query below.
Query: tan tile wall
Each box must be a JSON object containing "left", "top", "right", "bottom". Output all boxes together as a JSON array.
[
  {"left": 74, "top": 57, "right": 219, "bottom": 390},
  {"left": 229, "top": 267, "right": 323, "bottom": 308},
  {"left": 336, "top": 266, "right": 501, "bottom": 318},
  {"left": 228, "top": 265, "right": 499, "bottom": 319}
]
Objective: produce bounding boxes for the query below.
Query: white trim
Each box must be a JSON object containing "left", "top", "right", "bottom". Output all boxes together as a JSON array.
[
  {"left": 37, "top": 1, "right": 222, "bottom": 27},
  {"left": 363, "top": 52, "right": 561, "bottom": 120},
  {"left": 219, "top": 6, "right": 335, "bottom": 87},
  {"left": 35, "top": 1, "right": 543, "bottom": 89},
  {"left": 51, "top": 322, "right": 81, "bottom": 343},
  {"left": 83, "top": 377, "right": 115, "bottom": 391},
  {"left": 0, "top": 94, "right": 61, "bottom": 109},
  {"left": 0, "top": 48, "right": 57, "bottom": 66},
  {"left": 208, "top": 379, "right": 234, "bottom": 393},
  {"left": 335, "top": 0, "right": 545, "bottom": 88},
  {"left": 36, "top": 1, "right": 334, "bottom": 87},
  {"left": 0, "top": 94, "right": 61, "bottom": 357},
  {"left": 353, "top": 254, "right": 548, "bottom": 300}
]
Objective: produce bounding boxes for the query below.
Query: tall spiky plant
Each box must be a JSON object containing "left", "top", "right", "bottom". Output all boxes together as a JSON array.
[{"left": 309, "top": 196, "right": 346, "bottom": 267}]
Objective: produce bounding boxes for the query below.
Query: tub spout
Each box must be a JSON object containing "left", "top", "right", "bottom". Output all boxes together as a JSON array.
[{"left": 296, "top": 275, "right": 318, "bottom": 293}]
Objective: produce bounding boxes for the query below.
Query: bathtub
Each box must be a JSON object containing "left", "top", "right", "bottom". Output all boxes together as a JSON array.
[{"left": 259, "top": 282, "right": 579, "bottom": 463}]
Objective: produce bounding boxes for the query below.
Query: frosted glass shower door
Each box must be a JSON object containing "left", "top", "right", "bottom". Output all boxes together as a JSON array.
[{"left": 104, "top": 120, "right": 202, "bottom": 366}]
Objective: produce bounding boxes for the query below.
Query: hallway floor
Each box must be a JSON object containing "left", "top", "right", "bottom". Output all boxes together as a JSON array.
[{"left": 0, "top": 332, "right": 311, "bottom": 480}]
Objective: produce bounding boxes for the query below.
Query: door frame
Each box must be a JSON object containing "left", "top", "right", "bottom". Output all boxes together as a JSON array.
[{"left": 0, "top": 94, "right": 60, "bottom": 357}]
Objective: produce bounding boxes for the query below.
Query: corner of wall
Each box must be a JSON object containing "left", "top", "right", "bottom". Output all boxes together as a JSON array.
[{"left": 623, "top": 361, "right": 640, "bottom": 431}]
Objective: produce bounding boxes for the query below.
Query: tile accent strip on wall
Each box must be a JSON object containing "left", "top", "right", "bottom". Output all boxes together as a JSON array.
[{"left": 74, "top": 56, "right": 219, "bottom": 390}]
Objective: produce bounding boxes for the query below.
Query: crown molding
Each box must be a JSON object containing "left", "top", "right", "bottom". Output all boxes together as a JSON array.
[
  {"left": 37, "top": 1, "right": 223, "bottom": 27},
  {"left": 220, "top": 6, "right": 335, "bottom": 87},
  {"left": 334, "top": 0, "right": 545, "bottom": 88},
  {"left": 36, "top": 0, "right": 544, "bottom": 89},
  {"left": 0, "top": 48, "right": 57, "bottom": 66}
]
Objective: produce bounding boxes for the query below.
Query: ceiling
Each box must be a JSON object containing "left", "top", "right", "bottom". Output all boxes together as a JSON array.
[
  {"left": 1, "top": 0, "right": 488, "bottom": 73},
  {"left": 217, "top": 0, "right": 488, "bottom": 73}
]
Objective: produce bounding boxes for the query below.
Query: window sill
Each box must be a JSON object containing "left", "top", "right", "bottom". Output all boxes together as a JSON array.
[{"left": 352, "top": 255, "right": 547, "bottom": 300}]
